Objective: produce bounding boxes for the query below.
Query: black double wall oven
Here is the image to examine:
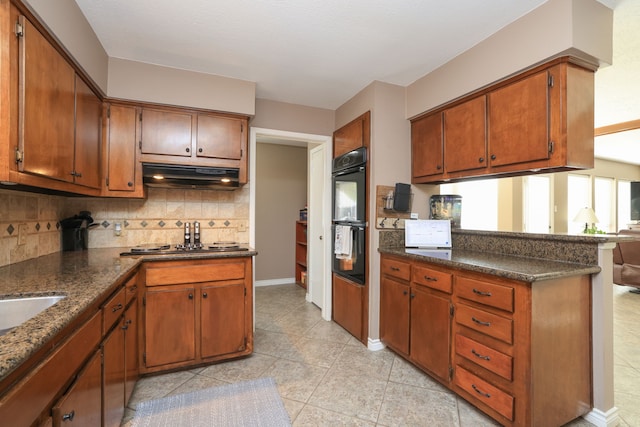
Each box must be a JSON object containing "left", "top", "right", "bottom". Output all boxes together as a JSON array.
[{"left": 332, "top": 147, "right": 366, "bottom": 285}]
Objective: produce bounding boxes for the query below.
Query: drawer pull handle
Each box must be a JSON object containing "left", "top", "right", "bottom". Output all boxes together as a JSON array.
[
  {"left": 472, "top": 384, "right": 491, "bottom": 398},
  {"left": 390, "top": 266, "right": 400, "bottom": 271},
  {"left": 471, "top": 349, "right": 491, "bottom": 361},
  {"left": 424, "top": 275, "right": 438, "bottom": 282},
  {"left": 472, "top": 288, "right": 492, "bottom": 297},
  {"left": 112, "top": 303, "right": 123, "bottom": 313},
  {"left": 62, "top": 410, "right": 75, "bottom": 421},
  {"left": 128, "top": 285, "right": 137, "bottom": 292},
  {"left": 471, "top": 316, "right": 491, "bottom": 327}
]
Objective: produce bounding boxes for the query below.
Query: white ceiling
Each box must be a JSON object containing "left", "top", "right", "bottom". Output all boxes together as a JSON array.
[{"left": 73, "top": 0, "right": 639, "bottom": 164}]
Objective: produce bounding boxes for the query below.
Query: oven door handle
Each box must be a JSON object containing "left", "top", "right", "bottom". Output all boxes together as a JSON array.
[{"left": 332, "top": 166, "right": 364, "bottom": 177}]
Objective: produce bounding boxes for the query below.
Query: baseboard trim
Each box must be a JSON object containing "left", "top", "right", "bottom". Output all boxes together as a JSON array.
[
  {"left": 583, "top": 406, "right": 620, "bottom": 427},
  {"left": 368, "top": 338, "right": 385, "bottom": 352},
  {"left": 255, "top": 278, "right": 296, "bottom": 287}
]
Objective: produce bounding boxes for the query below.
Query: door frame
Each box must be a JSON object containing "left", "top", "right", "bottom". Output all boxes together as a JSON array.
[{"left": 249, "top": 127, "right": 333, "bottom": 320}]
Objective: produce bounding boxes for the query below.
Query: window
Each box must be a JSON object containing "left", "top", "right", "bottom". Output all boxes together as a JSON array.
[
  {"left": 567, "top": 174, "right": 590, "bottom": 234},
  {"left": 441, "top": 179, "right": 498, "bottom": 230},
  {"left": 523, "top": 175, "right": 551, "bottom": 233},
  {"left": 594, "top": 177, "right": 615, "bottom": 232}
]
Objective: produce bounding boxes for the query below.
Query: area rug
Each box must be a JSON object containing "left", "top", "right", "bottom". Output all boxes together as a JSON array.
[{"left": 130, "top": 377, "right": 291, "bottom": 427}]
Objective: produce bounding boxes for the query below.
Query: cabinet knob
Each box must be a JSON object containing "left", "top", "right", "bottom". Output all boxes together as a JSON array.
[
  {"left": 188, "top": 293, "right": 193, "bottom": 299},
  {"left": 436, "top": 165, "right": 442, "bottom": 170},
  {"left": 479, "top": 157, "right": 484, "bottom": 163},
  {"left": 186, "top": 147, "right": 190, "bottom": 153},
  {"left": 62, "top": 410, "right": 75, "bottom": 421},
  {"left": 403, "top": 290, "right": 408, "bottom": 296},
  {"left": 127, "top": 182, "right": 133, "bottom": 187},
  {"left": 203, "top": 292, "right": 208, "bottom": 298},
  {"left": 198, "top": 148, "right": 203, "bottom": 153},
  {"left": 490, "top": 154, "right": 496, "bottom": 160}
]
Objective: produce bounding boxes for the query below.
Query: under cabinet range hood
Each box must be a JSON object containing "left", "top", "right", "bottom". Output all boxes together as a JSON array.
[{"left": 142, "top": 163, "right": 240, "bottom": 190}]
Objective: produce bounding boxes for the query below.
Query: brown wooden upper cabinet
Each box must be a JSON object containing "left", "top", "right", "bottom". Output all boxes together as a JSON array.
[
  {"left": 334, "top": 111, "right": 370, "bottom": 158},
  {"left": 10, "top": 12, "right": 102, "bottom": 194},
  {"left": 196, "top": 114, "right": 244, "bottom": 160},
  {"left": 412, "top": 112, "right": 443, "bottom": 179},
  {"left": 411, "top": 58, "right": 594, "bottom": 184},
  {"left": 102, "top": 103, "right": 144, "bottom": 197},
  {"left": 138, "top": 106, "right": 249, "bottom": 185},
  {"left": 140, "top": 108, "right": 194, "bottom": 157}
]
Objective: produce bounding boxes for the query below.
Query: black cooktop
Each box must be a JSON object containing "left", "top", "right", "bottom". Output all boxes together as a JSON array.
[{"left": 120, "top": 242, "right": 249, "bottom": 256}]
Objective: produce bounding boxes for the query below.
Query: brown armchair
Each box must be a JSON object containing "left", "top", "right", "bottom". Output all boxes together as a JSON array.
[{"left": 613, "top": 229, "right": 640, "bottom": 294}]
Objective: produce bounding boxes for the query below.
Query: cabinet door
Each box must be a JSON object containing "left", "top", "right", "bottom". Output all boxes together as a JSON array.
[
  {"left": 410, "top": 286, "right": 451, "bottom": 383},
  {"left": 201, "top": 283, "right": 245, "bottom": 358},
  {"left": 73, "top": 76, "right": 101, "bottom": 189},
  {"left": 380, "top": 277, "right": 410, "bottom": 355},
  {"left": 444, "top": 96, "right": 487, "bottom": 173},
  {"left": 106, "top": 105, "right": 138, "bottom": 192},
  {"left": 124, "top": 301, "right": 138, "bottom": 406},
  {"left": 144, "top": 287, "right": 196, "bottom": 367},
  {"left": 412, "top": 113, "right": 443, "bottom": 179},
  {"left": 332, "top": 274, "right": 363, "bottom": 340},
  {"left": 488, "top": 70, "right": 550, "bottom": 167},
  {"left": 102, "top": 321, "right": 125, "bottom": 427},
  {"left": 140, "top": 108, "right": 193, "bottom": 157},
  {"left": 196, "top": 114, "right": 243, "bottom": 160},
  {"left": 52, "top": 350, "right": 101, "bottom": 427},
  {"left": 334, "top": 119, "right": 363, "bottom": 158},
  {"left": 19, "top": 16, "right": 75, "bottom": 182}
]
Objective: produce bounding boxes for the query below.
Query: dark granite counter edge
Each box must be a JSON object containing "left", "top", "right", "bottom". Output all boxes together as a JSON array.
[{"left": 379, "top": 247, "right": 602, "bottom": 283}]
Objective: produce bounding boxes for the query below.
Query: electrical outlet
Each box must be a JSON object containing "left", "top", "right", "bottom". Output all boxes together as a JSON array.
[
  {"left": 410, "top": 213, "right": 419, "bottom": 219},
  {"left": 114, "top": 222, "right": 122, "bottom": 237},
  {"left": 17, "top": 223, "right": 27, "bottom": 245}
]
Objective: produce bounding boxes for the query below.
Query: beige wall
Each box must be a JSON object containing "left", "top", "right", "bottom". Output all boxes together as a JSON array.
[
  {"left": 251, "top": 99, "right": 335, "bottom": 136},
  {"left": 406, "top": 0, "right": 613, "bottom": 119},
  {"left": 107, "top": 58, "right": 256, "bottom": 115},
  {"left": 255, "top": 143, "right": 307, "bottom": 282}
]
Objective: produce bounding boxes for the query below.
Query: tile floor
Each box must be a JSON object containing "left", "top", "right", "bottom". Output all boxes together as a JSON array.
[{"left": 122, "top": 283, "right": 640, "bottom": 427}]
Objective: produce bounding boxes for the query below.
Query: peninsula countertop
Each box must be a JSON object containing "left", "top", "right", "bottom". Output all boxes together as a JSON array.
[
  {"left": 378, "top": 247, "right": 601, "bottom": 282},
  {"left": 0, "top": 247, "right": 257, "bottom": 384}
]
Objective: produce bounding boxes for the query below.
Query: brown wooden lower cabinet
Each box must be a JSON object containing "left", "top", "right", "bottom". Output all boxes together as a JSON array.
[
  {"left": 380, "top": 253, "right": 592, "bottom": 427},
  {"left": 141, "top": 257, "right": 253, "bottom": 374},
  {"left": 52, "top": 350, "right": 102, "bottom": 426},
  {"left": 0, "top": 272, "right": 139, "bottom": 427},
  {"left": 332, "top": 273, "right": 364, "bottom": 341}
]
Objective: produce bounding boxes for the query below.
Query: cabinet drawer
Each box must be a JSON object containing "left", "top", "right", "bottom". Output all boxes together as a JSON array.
[
  {"left": 456, "top": 276, "right": 514, "bottom": 312},
  {"left": 412, "top": 264, "right": 452, "bottom": 294},
  {"left": 103, "top": 287, "right": 126, "bottom": 335},
  {"left": 455, "top": 334, "right": 513, "bottom": 381},
  {"left": 146, "top": 262, "right": 245, "bottom": 286},
  {"left": 125, "top": 275, "right": 138, "bottom": 306},
  {"left": 456, "top": 303, "right": 513, "bottom": 344},
  {"left": 381, "top": 258, "right": 410, "bottom": 282},
  {"left": 455, "top": 366, "right": 514, "bottom": 421}
]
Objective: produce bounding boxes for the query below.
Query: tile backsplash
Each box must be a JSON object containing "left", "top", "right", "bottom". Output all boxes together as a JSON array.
[{"left": 0, "top": 186, "right": 250, "bottom": 267}]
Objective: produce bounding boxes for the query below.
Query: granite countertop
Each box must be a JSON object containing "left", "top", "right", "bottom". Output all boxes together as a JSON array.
[
  {"left": 379, "top": 247, "right": 601, "bottom": 282},
  {"left": 0, "top": 247, "right": 257, "bottom": 384}
]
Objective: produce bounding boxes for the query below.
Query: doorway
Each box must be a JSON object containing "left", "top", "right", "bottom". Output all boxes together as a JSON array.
[{"left": 249, "top": 127, "right": 332, "bottom": 320}]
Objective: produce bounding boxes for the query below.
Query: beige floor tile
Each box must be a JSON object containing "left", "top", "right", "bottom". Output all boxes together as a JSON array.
[
  {"left": 280, "top": 336, "right": 347, "bottom": 368},
  {"left": 377, "top": 381, "right": 460, "bottom": 427},
  {"left": 198, "top": 352, "right": 277, "bottom": 383},
  {"left": 304, "top": 318, "right": 354, "bottom": 344},
  {"left": 388, "top": 355, "right": 451, "bottom": 393},
  {"left": 456, "top": 397, "right": 502, "bottom": 427},
  {"left": 293, "top": 405, "right": 376, "bottom": 426},
  {"left": 127, "top": 370, "right": 196, "bottom": 407},
  {"left": 282, "top": 397, "right": 306, "bottom": 424},
  {"left": 264, "top": 358, "right": 329, "bottom": 402},
  {"left": 167, "top": 374, "right": 228, "bottom": 396},
  {"left": 308, "top": 371, "right": 387, "bottom": 422},
  {"left": 254, "top": 328, "right": 303, "bottom": 358},
  {"left": 329, "top": 344, "right": 395, "bottom": 381}
]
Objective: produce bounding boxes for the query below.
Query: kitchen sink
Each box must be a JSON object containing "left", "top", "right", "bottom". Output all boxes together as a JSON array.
[{"left": 0, "top": 295, "right": 66, "bottom": 336}]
